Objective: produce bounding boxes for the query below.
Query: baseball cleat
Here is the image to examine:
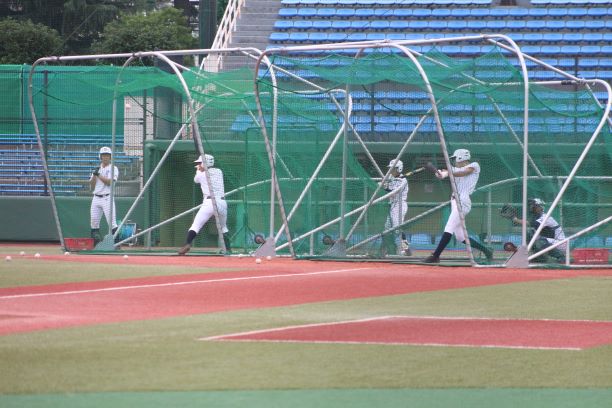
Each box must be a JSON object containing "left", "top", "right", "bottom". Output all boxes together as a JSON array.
[
  {"left": 178, "top": 243, "right": 192, "bottom": 255},
  {"left": 422, "top": 254, "right": 440, "bottom": 263}
]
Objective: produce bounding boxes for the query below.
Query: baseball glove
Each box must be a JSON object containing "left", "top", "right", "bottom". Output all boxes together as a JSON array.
[
  {"left": 499, "top": 204, "right": 517, "bottom": 220},
  {"left": 92, "top": 168, "right": 100, "bottom": 177}
]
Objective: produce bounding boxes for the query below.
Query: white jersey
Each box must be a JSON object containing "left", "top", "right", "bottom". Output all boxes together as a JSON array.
[
  {"left": 195, "top": 167, "right": 225, "bottom": 199},
  {"left": 91, "top": 164, "right": 119, "bottom": 195},
  {"left": 387, "top": 176, "right": 408, "bottom": 205},
  {"left": 452, "top": 162, "right": 480, "bottom": 201},
  {"left": 534, "top": 213, "right": 567, "bottom": 250}
]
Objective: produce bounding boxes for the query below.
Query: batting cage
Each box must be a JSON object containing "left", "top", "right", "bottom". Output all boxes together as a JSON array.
[{"left": 27, "top": 35, "right": 612, "bottom": 267}]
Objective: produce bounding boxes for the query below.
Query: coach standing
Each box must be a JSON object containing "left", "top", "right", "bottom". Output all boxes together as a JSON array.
[{"left": 89, "top": 146, "right": 119, "bottom": 244}]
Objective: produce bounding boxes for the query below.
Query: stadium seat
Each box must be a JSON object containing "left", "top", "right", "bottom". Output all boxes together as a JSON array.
[
  {"left": 410, "top": 233, "right": 434, "bottom": 249},
  {"left": 586, "top": 236, "right": 604, "bottom": 247}
]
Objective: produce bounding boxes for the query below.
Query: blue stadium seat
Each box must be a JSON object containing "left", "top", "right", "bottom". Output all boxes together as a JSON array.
[
  {"left": 297, "top": 8, "right": 317, "bottom": 18},
  {"left": 431, "top": 8, "right": 452, "bottom": 17},
  {"left": 389, "top": 21, "right": 410, "bottom": 30},
  {"left": 316, "top": 8, "right": 336, "bottom": 18},
  {"left": 583, "top": 33, "right": 604, "bottom": 42},
  {"left": 309, "top": 32, "right": 327, "bottom": 42},
  {"left": 371, "top": 20, "right": 390, "bottom": 30},
  {"left": 410, "top": 233, "right": 434, "bottom": 249},
  {"left": 545, "top": 20, "right": 565, "bottom": 29},
  {"left": 413, "top": 8, "right": 432, "bottom": 18},
  {"left": 586, "top": 236, "right": 604, "bottom": 247},
  {"left": 278, "top": 8, "right": 298, "bottom": 18},
  {"left": 542, "top": 33, "right": 563, "bottom": 42},
  {"left": 331, "top": 20, "right": 350, "bottom": 29},
  {"left": 269, "top": 32, "right": 289, "bottom": 43},
  {"left": 313, "top": 20, "right": 333, "bottom": 29},
  {"left": 289, "top": 32, "right": 309, "bottom": 42},
  {"left": 525, "top": 20, "right": 547, "bottom": 30},
  {"left": 489, "top": 8, "right": 509, "bottom": 18},
  {"left": 563, "top": 33, "right": 583, "bottom": 42},
  {"left": 337, "top": 8, "right": 356, "bottom": 18},
  {"left": 274, "top": 20, "right": 293, "bottom": 30},
  {"left": 508, "top": 8, "right": 529, "bottom": 17}
]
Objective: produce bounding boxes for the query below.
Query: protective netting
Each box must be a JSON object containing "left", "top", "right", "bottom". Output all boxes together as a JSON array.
[{"left": 25, "top": 45, "right": 611, "bottom": 265}]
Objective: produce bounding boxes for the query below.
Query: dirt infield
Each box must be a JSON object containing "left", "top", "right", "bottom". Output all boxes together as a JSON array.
[
  {"left": 1, "top": 252, "right": 610, "bottom": 336},
  {"left": 204, "top": 315, "right": 612, "bottom": 350}
]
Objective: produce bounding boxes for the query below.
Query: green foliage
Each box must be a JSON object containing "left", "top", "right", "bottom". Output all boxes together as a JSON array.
[
  {"left": 0, "top": 17, "right": 63, "bottom": 64},
  {"left": 93, "top": 7, "right": 197, "bottom": 59},
  {"left": 61, "top": 0, "right": 153, "bottom": 55}
]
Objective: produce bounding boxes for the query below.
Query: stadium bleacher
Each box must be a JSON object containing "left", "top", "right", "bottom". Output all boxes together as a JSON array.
[{"left": 0, "top": 142, "right": 139, "bottom": 196}]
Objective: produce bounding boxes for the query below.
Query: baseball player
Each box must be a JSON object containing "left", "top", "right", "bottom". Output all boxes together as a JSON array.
[
  {"left": 89, "top": 146, "right": 119, "bottom": 244},
  {"left": 178, "top": 154, "right": 231, "bottom": 255},
  {"left": 502, "top": 198, "right": 566, "bottom": 263},
  {"left": 423, "top": 148, "right": 493, "bottom": 263},
  {"left": 382, "top": 159, "right": 411, "bottom": 256}
]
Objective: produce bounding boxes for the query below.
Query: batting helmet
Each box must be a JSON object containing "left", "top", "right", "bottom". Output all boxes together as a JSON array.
[
  {"left": 387, "top": 159, "right": 403, "bottom": 173},
  {"left": 194, "top": 154, "right": 214, "bottom": 167},
  {"left": 451, "top": 148, "right": 470, "bottom": 162},
  {"left": 99, "top": 146, "right": 112, "bottom": 158},
  {"left": 528, "top": 198, "right": 545, "bottom": 208}
]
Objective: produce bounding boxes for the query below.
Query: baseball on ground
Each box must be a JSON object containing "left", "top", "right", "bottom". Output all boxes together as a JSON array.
[
  {"left": 5, "top": 256, "right": 12, "bottom": 262},
  {"left": 255, "top": 258, "right": 261, "bottom": 264},
  {"left": 34, "top": 253, "right": 41, "bottom": 258},
  {"left": 19, "top": 251, "right": 25, "bottom": 256}
]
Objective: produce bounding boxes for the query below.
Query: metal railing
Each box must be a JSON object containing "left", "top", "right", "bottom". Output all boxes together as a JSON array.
[{"left": 204, "top": 0, "right": 246, "bottom": 71}]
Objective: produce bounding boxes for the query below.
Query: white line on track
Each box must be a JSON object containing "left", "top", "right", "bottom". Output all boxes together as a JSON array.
[
  {"left": 0, "top": 267, "right": 373, "bottom": 300},
  {"left": 202, "top": 338, "right": 584, "bottom": 351},
  {"left": 201, "top": 314, "right": 612, "bottom": 341}
]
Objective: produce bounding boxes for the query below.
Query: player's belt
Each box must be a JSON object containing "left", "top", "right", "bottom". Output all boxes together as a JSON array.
[
  {"left": 94, "top": 194, "right": 110, "bottom": 198},
  {"left": 206, "top": 196, "right": 224, "bottom": 200}
]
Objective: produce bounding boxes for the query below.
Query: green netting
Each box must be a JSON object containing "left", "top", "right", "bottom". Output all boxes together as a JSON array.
[{"left": 24, "top": 46, "right": 611, "bottom": 265}]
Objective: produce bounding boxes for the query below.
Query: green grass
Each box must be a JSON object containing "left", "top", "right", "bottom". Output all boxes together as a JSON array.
[{"left": 0, "top": 245, "right": 611, "bottom": 406}]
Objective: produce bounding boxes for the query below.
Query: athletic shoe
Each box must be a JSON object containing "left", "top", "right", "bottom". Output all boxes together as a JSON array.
[
  {"left": 422, "top": 254, "right": 440, "bottom": 263},
  {"left": 400, "top": 240, "right": 412, "bottom": 256},
  {"left": 178, "top": 243, "right": 192, "bottom": 255}
]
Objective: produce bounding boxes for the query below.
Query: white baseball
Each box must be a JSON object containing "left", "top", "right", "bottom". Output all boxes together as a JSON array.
[
  {"left": 255, "top": 258, "right": 261, "bottom": 264},
  {"left": 19, "top": 251, "right": 25, "bottom": 256},
  {"left": 5, "top": 256, "right": 12, "bottom": 262},
  {"left": 64, "top": 251, "right": 70, "bottom": 256},
  {"left": 266, "top": 255, "right": 272, "bottom": 261},
  {"left": 34, "top": 253, "right": 41, "bottom": 258},
  {"left": 123, "top": 254, "right": 129, "bottom": 259}
]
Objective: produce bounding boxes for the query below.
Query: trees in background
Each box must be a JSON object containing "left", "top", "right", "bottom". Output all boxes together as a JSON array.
[
  {"left": 93, "top": 7, "right": 197, "bottom": 59},
  {"left": 0, "top": 0, "right": 211, "bottom": 63},
  {"left": 0, "top": 18, "right": 62, "bottom": 64}
]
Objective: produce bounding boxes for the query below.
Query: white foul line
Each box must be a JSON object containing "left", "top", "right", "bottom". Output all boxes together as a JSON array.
[{"left": 0, "top": 267, "right": 373, "bottom": 300}]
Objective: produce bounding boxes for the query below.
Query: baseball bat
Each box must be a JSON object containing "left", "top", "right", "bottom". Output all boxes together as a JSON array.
[{"left": 402, "top": 166, "right": 425, "bottom": 178}]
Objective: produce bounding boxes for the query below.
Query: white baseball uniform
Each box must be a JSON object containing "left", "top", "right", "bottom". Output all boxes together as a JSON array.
[
  {"left": 90, "top": 164, "right": 119, "bottom": 229},
  {"left": 189, "top": 167, "right": 228, "bottom": 234},
  {"left": 384, "top": 176, "right": 409, "bottom": 247},
  {"left": 443, "top": 162, "right": 480, "bottom": 242},
  {"left": 533, "top": 213, "right": 567, "bottom": 251}
]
